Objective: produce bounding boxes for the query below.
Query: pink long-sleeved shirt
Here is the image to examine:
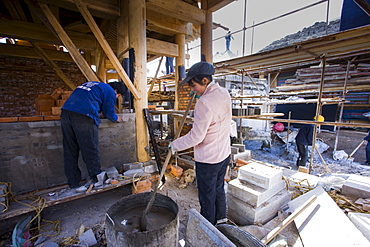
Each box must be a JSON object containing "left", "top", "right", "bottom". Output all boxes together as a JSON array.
[{"left": 172, "top": 83, "right": 231, "bottom": 164}]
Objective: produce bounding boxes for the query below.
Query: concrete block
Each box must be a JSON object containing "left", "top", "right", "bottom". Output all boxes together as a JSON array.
[
  {"left": 186, "top": 208, "right": 236, "bottom": 247},
  {"left": 288, "top": 186, "right": 370, "bottom": 247},
  {"left": 227, "top": 189, "right": 291, "bottom": 226},
  {"left": 228, "top": 178, "right": 285, "bottom": 207},
  {"left": 143, "top": 164, "right": 158, "bottom": 173},
  {"left": 230, "top": 146, "right": 239, "bottom": 154},
  {"left": 123, "top": 168, "right": 144, "bottom": 178},
  {"left": 342, "top": 174, "right": 370, "bottom": 198},
  {"left": 232, "top": 143, "right": 245, "bottom": 152},
  {"left": 238, "top": 161, "right": 283, "bottom": 190},
  {"left": 122, "top": 162, "right": 143, "bottom": 172},
  {"left": 231, "top": 150, "right": 251, "bottom": 162},
  {"left": 105, "top": 166, "right": 119, "bottom": 180},
  {"left": 78, "top": 229, "right": 98, "bottom": 247},
  {"left": 348, "top": 212, "right": 370, "bottom": 242}
]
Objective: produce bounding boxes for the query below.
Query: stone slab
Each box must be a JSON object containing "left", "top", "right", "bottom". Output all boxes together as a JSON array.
[
  {"left": 288, "top": 186, "right": 370, "bottom": 247},
  {"left": 342, "top": 174, "right": 370, "bottom": 198},
  {"left": 227, "top": 189, "right": 291, "bottom": 226},
  {"left": 237, "top": 161, "right": 283, "bottom": 190},
  {"left": 105, "top": 166, "right": 119, "bottom": 180},
  {"left": 232, "top": 143, "right": 246, "bottom": 152},
  {"left": 348, "top": 212, "right": 370, "bottom": 242},
  {"left": 186, "top": 208, "right": 236, "bottom": 247},
  {"left": 122, "top": 162, "right": 143, "bottom": 172},
  {"left": 123, "top": 168, "right": 144, "bottom": 178},
  {"left": 228, "top": 178, "right": 285, "bottom": 207}
]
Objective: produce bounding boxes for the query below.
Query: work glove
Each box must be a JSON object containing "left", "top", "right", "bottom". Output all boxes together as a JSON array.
[
  {"left": 168, "top": 142, "right": 177, "bottom": 155},
  {"left": 190, "top": 91, "right": 201, "bottom": 99}
]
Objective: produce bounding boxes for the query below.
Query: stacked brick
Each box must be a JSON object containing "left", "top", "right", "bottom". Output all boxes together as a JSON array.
[{"left": 35, "top": 88, "right": 72, "bottom": 116}]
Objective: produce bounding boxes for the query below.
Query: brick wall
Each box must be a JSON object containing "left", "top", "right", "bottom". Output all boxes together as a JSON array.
[
  {"left": 178, "top": 83, "right": 196, "bottom": 110},
  {"left": 0, "top": 55, "right": 85, "bottom": 117}
]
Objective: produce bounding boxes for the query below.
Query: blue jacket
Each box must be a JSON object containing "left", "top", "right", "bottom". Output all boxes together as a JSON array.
[
  {"left": 364, "top": 130, "right": 370, "bottom": 141},
  {"left": 62, "top": 81, "right": 118, "bottom": 126},
  {"left": 295, "top": 124, "right": 314, "bottom": 145}
]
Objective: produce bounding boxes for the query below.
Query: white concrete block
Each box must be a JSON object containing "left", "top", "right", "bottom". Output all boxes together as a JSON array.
[
  {"left": 348, "top": 212, "right": 370, "bottom": 242},
  {"left": 288, "top": 186, "right": 370, "bottom": 247},
  {"left": 123, "top": 168, "right": 144, "bottom": 178},
  {"left": 228, "top": 178, "right": 285, "bottom": 207},
  {"left": 231, "top": 150, "right": 251, "bottom": 162},
  {"left": 232, "top": 144, "right": 246, "bottom": 152},
  {"left": 237, "top": 161, "right": 283, "bottom": 190},
  {"left": 342, "top": 174, "right": 370, "bottom": 198},
  {"left": 227, "top": 189, "right": 291, "bottom": 226},
  {"left": 186, "top": 209, "right": 236, "bottom": 247}
]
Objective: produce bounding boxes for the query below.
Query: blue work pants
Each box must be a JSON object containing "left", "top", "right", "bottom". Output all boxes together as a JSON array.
[
  {"left": 195, "top": 155, "right": 230, "bottom": 225},
  {"left": 61, "top": 110, "right": 101, "bottom": 188}
]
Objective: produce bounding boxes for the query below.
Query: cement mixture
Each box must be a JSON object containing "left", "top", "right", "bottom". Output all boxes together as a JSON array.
[{"left": 1, "top": 129, "right": 370, "bottom": 246}]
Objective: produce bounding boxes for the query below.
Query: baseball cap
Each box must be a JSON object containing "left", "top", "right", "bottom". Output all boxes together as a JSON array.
[{"left": 180, "top": 61, "right": 215, "bottom": 85}]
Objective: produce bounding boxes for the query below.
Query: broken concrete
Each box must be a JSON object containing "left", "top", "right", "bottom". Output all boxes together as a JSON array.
[{"left": 342, "top": 174, "right": 370, "bottom": 198}]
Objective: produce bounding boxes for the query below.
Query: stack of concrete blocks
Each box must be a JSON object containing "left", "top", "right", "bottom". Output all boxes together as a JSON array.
[
  {"left": 230, "top": 143, "right": 251, "bottom": 163},
  {"left": 227, "top": 161, "right": 291, "bottom": 225}
]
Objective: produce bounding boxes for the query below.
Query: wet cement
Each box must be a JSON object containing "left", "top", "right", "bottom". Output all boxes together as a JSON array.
[{"left": 111, "top": 205, "right": 176, "bottom": 233}]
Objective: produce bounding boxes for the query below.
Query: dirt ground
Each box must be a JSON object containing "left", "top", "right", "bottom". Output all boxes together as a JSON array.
[{"left": 2, "top": 128, "right": 370, "bottom": 246}]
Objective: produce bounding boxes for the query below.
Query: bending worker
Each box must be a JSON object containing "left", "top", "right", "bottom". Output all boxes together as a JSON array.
[
  {"left": 169, "top": 61, "right": 232, "bottom": 225},
  {"left": 61, "top": 81, "right": 123, "bottom": 190}
]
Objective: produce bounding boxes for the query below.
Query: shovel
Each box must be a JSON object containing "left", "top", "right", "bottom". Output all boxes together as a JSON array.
[
  {"left": 140, "top": 93, "right": 196, "bottom": 231},
  {"left": 341, "top": 140, "right": 366, "bottom": 165}
]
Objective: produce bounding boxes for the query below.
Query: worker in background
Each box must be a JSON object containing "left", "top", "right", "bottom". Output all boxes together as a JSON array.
[
  {"left": 61, "top": 81, "right": 123, "bottom": 191},
  {"left": 295, "top": 115, "right": 325, "bottom": 168},
  {"left": 169, "top": 61, "right": 232, "bottom": 225},
  {"left": 362, "top": 112, "right": 370, "bottom": 165},
  {"left": 225, "top": 31, "right": 234, "bottom": 50},
  {"left": 166, "top": 57, "right": 175, "bottom": 75}
]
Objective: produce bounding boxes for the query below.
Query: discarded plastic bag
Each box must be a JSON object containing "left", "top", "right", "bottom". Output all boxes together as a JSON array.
[
  {"left": 333, "top": 150, "right": 348, "bottom": 161},
  {"left": 12, "top": 216, "right": 32, "bottom": 247}
]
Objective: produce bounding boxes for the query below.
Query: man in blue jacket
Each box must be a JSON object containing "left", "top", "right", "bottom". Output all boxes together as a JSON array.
[{"left": 61, "top": 81, "right": 123, "bottom": 190}]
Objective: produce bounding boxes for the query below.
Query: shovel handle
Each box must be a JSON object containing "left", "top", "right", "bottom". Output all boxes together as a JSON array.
[
  {"left": 349, "top": 140, "right": 366, "bottom": 158},
  {"left": 141, "top": 93, "right": 196, "bottom": 231}
]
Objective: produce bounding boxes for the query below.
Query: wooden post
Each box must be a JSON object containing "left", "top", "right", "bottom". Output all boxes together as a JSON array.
[
  {"left": 129, "top": 0, "right": 149, "bottom": 162},
  {"left": 201, "top": 0, "right": 212, "bottom": 62},
  {"left": 309, "top": 55, "right": 326, "bottom": 173},
  {"left": 175, "top": 33, "right": 185, "bottom": 111}
]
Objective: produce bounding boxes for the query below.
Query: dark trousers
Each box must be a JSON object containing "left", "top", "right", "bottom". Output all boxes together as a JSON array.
[
  {"left": 195, "top": 155, "right": 230, "bottom": 225},
  {"left": 61, "top": 110, "right": 101, "bottom": 188},
  {"left": 366, "top": 141, "right": 370, "bottom": 163},
  {"left": 296, "top": 142, "right": 308, "bottom": 167}
]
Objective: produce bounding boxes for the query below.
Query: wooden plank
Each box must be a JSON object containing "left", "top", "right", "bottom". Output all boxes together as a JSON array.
[
  {"left": 39, "top": 3, "right": 99, "bottom": 82},
  {"left": 0, "top": 178, "right": 137, "bottom": 221},
  {"left": 74, "top": 0, "right": 140, "bottom": 100}
]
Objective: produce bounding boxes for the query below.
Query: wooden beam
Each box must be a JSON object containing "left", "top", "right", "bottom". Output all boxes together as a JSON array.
[
  {"left": 146, "top": 10, "right": 189, "bottom": 35},
  {"left": 146, "top": 0, "right": 206, "bottom": 26},
  {"left": 37, "top": 0, "right": 120, "bottom": 19},
  {"left": 73, "top": 0, "right": 140, "bottom": 100},
  {"left": 39, "top": 2, "right": 99, "bottom": 81},
  {"left": 31, "top": 41, "right": 77, "bottom": 90},
  {"left": 146, "top": 38, "right": 178, "bottom": 57},
  {"left": 207, "top": 0, "right": 236, "bottom": 12},
  {"left": 0, "top": 43, "right": 73, "bottom": 62}
]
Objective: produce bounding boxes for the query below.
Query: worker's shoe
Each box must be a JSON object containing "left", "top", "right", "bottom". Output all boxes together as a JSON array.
[{"left": 83, "top": 176, "right": 98, "bottom": 187}]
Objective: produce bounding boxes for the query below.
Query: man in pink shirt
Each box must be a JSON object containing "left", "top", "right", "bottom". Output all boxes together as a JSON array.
[{"left": 170, "top": 61, "right": 232, "bottom": 225}]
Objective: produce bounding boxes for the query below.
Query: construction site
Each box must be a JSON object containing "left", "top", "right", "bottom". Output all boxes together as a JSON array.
[{"left": 1, "top": 0, "right": 370, "bottom": 246}]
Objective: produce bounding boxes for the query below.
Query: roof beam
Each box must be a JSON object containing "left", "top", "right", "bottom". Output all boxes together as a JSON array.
[
  {"left": 146, "top": 0, "right": 206, "bottom": 25},
  {"left": 146, "top": 10, "right": 189, "bottom": 35}
]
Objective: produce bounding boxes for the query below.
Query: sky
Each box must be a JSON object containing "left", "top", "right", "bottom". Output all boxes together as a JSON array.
[{"left": 147, "top": 0, "right": 344, "bottom": 77}]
